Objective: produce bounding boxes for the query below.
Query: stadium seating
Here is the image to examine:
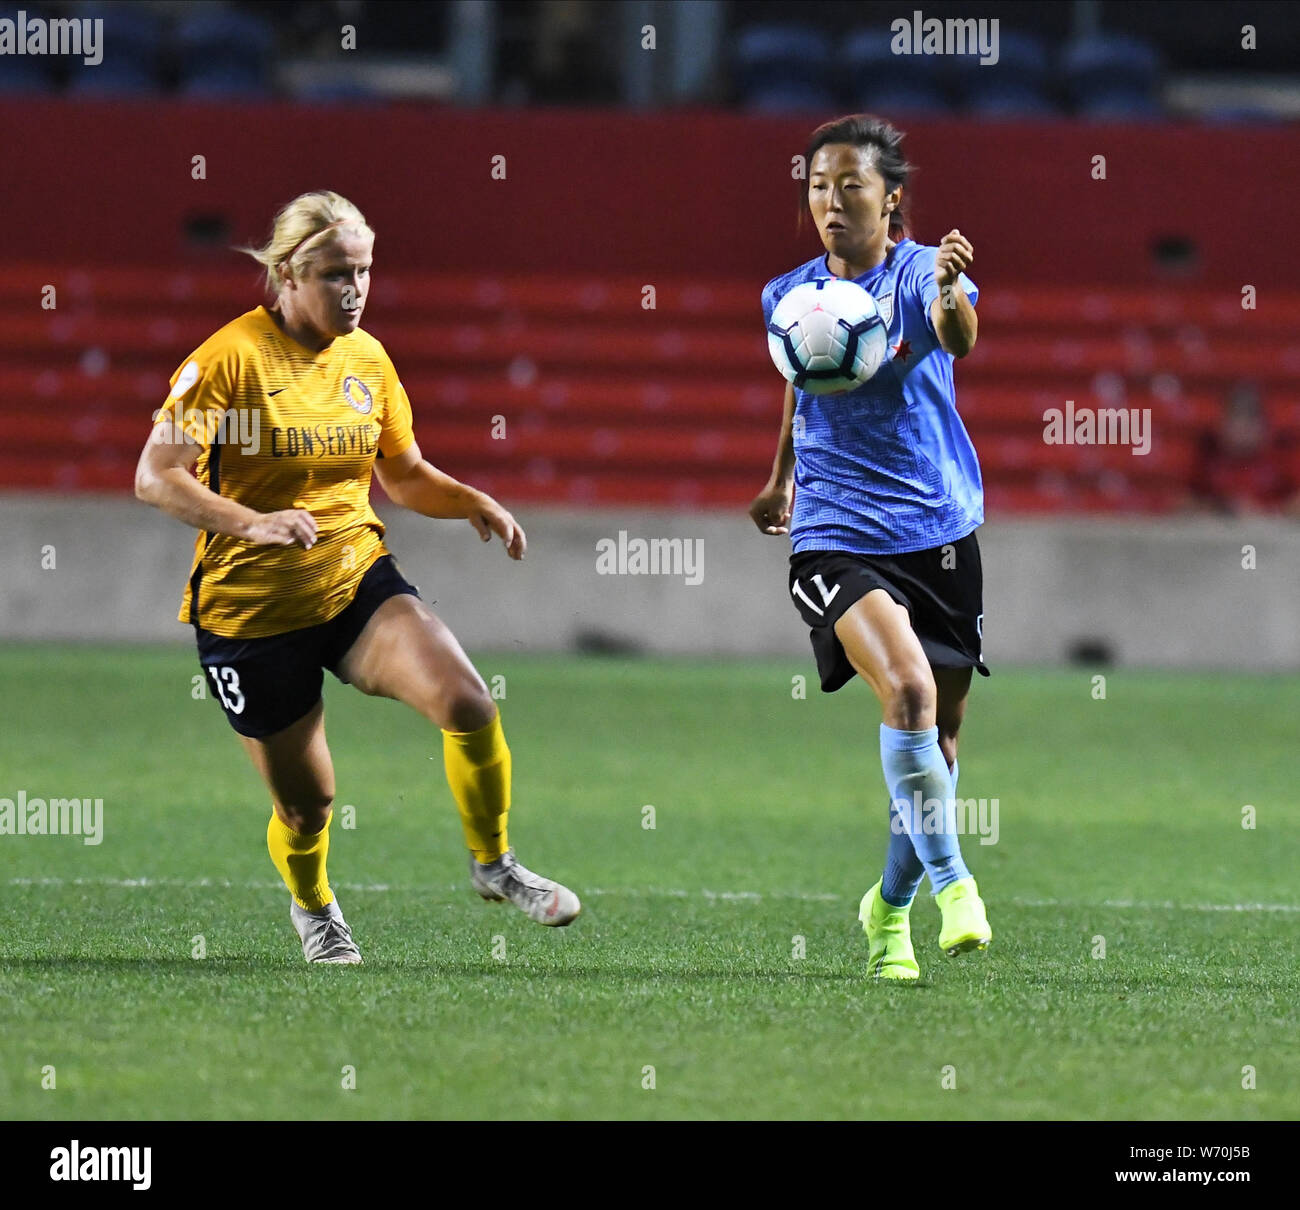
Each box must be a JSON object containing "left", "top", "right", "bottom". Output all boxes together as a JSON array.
[
  {"left": 842, "top": 28, "right": 949, "bottom": 115},
  {"left": 176, "top": 9, "right": 276, "bottom": 97},
  {"left": 734, "top": 23, "right": 1157, "bottom": 119},
  {"left": 3, "top": 264, "right": 1297, "bottom": 513},
  {"left": 65, "top": 5, "right": 165, "bottom": 95},
  {"left": 0, "top": 0, "right": 55, "bottom": 91},
  {"left": 733, "top": 24, "right": 833, "bottom": 111},
  {"left": 1062, "top": 32, "right": 1163, "bottom": 117},
  {"left": 949, "top": 30, "right": 1057, "bottom": 116},
  {"left": 741, "top": 81, "right": 837, "bottom": 114}
]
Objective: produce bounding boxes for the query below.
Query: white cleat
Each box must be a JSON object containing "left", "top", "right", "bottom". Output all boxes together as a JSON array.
[
  {"left": 290, "top": 897, "right": 363, "bottom": 964},
  {"left": 469, "top": 849, "right": 581, "bottom": 927}
]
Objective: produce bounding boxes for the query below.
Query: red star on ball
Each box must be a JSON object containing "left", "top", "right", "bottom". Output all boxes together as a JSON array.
[{"left": 892, "top": 339, "right": 913, "bottom": 362}]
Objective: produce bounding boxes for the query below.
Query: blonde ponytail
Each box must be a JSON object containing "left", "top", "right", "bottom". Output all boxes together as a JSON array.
[{"left": 235, "top": 190, "right": 374, "bottom": 300}]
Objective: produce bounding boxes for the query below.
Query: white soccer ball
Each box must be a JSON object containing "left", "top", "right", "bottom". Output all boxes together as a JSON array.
[{"left": 766, "top": 279, "right": 889, "bottom": 395}]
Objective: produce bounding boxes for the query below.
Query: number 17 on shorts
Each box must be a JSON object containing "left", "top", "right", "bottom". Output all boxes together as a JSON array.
[{"left": 791, "top": 573, "right": 841, "bottom": 617}]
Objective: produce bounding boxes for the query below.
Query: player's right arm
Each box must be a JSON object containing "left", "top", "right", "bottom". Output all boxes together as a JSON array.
[
  {"left": 134, "top": 423, "right": 317, "bottom": 548},
  {"left": 748, "top": 380, "right": 796, "bottom": 535}
]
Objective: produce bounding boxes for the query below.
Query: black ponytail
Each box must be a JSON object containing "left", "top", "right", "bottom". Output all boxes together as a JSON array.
[{"left": 797, "top": 113, "right": 915, "bottom": 241}]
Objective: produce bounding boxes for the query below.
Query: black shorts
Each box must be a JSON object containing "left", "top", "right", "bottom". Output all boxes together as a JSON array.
[
  {"left": 194, "top": 553, "right": 421, "bottom": 739},
  {"left": 788, "top": 532, "right": 989, "bottom": 693}
]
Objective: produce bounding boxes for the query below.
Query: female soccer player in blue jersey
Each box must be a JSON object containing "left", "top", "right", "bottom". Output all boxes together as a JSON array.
[{"left": 750, "top": 114, "right": 992, "bottom": 979}]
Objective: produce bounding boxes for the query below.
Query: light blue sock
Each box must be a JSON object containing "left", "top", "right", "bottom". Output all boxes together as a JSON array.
[
  {"left": 880, "top": 758, "right": 961, "bottom": 907},
  {"left": 881, "top": 801, "right": 924, "bottom": 907},
  {"left": 880, "top": 725, "right": 969, "bottom": 896}
]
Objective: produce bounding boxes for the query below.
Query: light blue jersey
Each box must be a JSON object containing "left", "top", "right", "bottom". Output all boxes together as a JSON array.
[{"left": 761, "top": 239, "right": 983, "bottom": 555}]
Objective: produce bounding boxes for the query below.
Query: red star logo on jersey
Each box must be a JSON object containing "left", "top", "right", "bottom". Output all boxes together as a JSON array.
[{"left": 892, "top": 339, "right": 913, "bottom": 362}]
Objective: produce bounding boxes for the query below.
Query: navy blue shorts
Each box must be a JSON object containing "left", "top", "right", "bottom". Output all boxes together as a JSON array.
[
  {"left": 195, "top": 554, "right": 420, "bottom": 739},
  {"left": 789, "top": 531, "right": 989, "bottom": 693}
]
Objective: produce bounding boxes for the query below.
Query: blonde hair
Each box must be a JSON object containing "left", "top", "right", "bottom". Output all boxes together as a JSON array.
[{"left": 236, "top": 191, "right": 374, "bottom": 300}]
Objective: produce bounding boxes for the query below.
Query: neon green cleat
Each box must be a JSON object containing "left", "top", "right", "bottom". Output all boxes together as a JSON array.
[
  {"left": 935, "top": 877, "right": 992, "bottom": 956},
  {"left": 858, "top": 880, "right": 920, "bottom": 980}
]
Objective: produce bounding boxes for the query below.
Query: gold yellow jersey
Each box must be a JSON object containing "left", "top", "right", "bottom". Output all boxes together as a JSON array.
[{"left": 154, "top": 305, "right": 416, "bottom": 638}]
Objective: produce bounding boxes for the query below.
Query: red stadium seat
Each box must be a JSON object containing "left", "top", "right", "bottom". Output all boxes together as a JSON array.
[{"left": 5, "top": 263, "right": 1297, "bottom": 514}]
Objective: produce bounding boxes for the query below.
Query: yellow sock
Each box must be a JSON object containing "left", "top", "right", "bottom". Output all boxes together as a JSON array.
[
  {"left": 267, "top": 812, "right": 334, "bottom": 911},
  {"left": 442, "top": 712, "right": 510, "bottom": 863}
]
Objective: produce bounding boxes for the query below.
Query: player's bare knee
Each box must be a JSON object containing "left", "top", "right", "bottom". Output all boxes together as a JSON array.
[
  {"left": 886, "top": 667, "right": 937, "bottom": 731},
  {"left": 346, "top": 669, "right": 380, "bottom": 698},
  {"left": 444, "top": 685, "right": 495, "bottom": 733},
  {"left": 280, "top": 796, "right": 333, "bottom": 833}
]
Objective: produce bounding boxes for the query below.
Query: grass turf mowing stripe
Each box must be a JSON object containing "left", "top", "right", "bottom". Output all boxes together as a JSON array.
[
  {"left": 2, "top": 646, "right": 1297, "bottom": 1120},
  {"left": 8, "top": 876, "right": 1300, "bottom": 913}
]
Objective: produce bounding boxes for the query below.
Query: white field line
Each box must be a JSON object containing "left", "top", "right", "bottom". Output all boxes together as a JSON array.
[{"left": 4, "top": 876, "right": 1299, "bottom": 913}]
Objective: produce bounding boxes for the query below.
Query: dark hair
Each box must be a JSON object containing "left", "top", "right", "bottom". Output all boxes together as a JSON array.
[{"left": 798, "top": 113, "right": 915, "bottom": 242}]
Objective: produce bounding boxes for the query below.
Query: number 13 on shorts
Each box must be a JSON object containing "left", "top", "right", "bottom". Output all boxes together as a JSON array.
[{"left": 206, "top": 665, "right": 246, "bottom": 714}]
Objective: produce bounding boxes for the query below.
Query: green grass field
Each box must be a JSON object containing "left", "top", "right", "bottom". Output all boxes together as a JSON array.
[{"left": 1, "top": 643, "right": 1297, "bottom": 1120}]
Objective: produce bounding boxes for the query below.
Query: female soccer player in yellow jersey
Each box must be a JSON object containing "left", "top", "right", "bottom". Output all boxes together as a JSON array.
[{"left": 135, "top": 190, "right": 580, "bottom": 964}]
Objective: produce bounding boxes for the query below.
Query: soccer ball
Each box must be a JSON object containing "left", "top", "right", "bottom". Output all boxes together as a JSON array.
[{"left": 766, "top": 279, "right": 889, "bottom": 395}]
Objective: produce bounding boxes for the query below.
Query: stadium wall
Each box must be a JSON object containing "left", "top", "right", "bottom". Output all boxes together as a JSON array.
[
  {"left": 3, "top": 98, "right": 1293, "bottom": 286},
  {"left": 1, "top": 495, "right": 1294, "bottom": 671}
]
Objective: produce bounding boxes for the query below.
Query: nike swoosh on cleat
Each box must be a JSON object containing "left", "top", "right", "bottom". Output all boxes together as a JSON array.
[{"left": 268, "top": 388, "right": 286, "bottom": 396}]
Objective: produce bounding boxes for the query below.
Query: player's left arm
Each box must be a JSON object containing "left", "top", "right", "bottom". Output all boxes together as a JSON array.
[
  {"left": 929, "top": 229, "right": 978, "bottom": 358},
  {"left": 373, "top": 441, "right": 525, "bottom": 559}
]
